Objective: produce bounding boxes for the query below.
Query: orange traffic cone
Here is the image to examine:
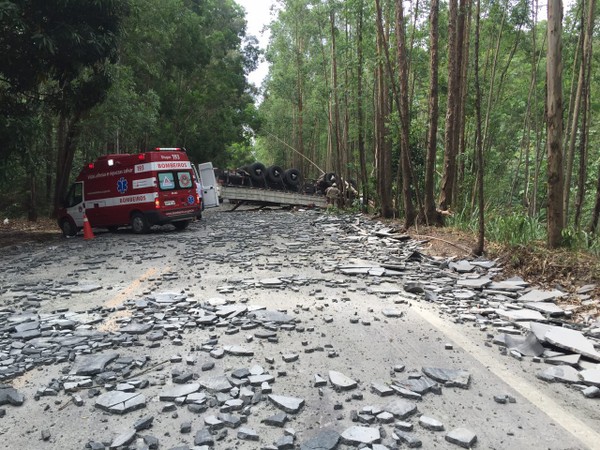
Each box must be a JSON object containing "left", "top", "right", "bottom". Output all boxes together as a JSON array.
[{"left": 83, "top": 214, "right": 95, "bottom": 240}]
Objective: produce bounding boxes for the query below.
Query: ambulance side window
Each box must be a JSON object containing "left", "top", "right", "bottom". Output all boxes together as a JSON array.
[
  {"left": 158, "top": 172, "right": 175, "bottom": 190},
  {"left": 65, "top": 183, "right": 83, "bottom": 207}
]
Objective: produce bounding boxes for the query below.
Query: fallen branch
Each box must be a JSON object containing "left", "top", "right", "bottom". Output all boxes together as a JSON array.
[{"left": 413, "top": 234, "right": 475, "bottom": 255}]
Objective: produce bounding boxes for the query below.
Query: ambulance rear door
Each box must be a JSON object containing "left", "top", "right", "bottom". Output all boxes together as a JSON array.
[{"left": 198, "top": 162, "right": 219, "bottom": 208}]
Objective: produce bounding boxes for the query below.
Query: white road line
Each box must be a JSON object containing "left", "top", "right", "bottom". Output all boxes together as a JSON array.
[{"left": 413, "top": 304, "right": 598, "bottom": 450}]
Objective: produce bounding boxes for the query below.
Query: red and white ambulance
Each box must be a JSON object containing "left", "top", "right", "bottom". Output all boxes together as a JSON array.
[{"left": 58, "top": 148, "right": 202, "bottom": 236}]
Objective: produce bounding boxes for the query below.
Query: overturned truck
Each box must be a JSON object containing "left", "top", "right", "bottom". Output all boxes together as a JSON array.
[{"left": 216, "top": 162, "right": 329, "bottom": 209}]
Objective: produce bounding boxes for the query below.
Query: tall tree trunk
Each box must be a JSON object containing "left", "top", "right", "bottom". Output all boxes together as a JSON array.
[
  {"left": 394, "top": 0, "right": 416, "bottom": 228},
  {"left": 546, "top": 0, "right": 564, "bottom": 248},
  {"left": 576, "top": 0, "right": 596, "bottom": 229},
  {"left": 473, "top": 0, "right": 484, "bottom": 255},
  {"left": 438, "top": 0, "right": 458, "bottom": 211},
  {"left": 424, "top": 0, "right": 441, "bottom": 225},
  {"left": 356, "top": 0, "right": 369, "bottom": 212},
  {"left": 330, "top": 9, "right": 345, "bottom": 206},
  {"left": 375, "top": 23, "right": 393, "bottom": 218},
  {"left": 53, "top": 112, "right": 81, "bottom": 218}
]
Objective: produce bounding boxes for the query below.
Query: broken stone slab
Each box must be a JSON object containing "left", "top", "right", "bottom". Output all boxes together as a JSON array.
[
  {"left": 110, "top": 429, "right": 136, "bottom": 448},
  {"left": 199, "top": 376, "right": 232, "bottom": 393},
  {"left": 371, "top": 380, "right": 394, "bottom": 396},
  {"left": 262, "top": 412, "right": 288, "bottom": 427},
  {"left": 449, "top": 260, "right": 475, "bottom": 273},
  {"left": 579, "top": 369, "right": 600, "bottom": 387},
  {"left": 158, "top": 384, "right": 200, "bottom": 401},
  {"left": 194, "top": 428, "right": 214, "bottom": 446},
  {"left": 248, "top": 310, "right": 294, "bottom": 324},
  {"left": 340, "top": 426, "right": 380, "bottom": 446},
  {"left": 393, "top": 376, "right": 437, "bottom": 395},
  {"left": 120, "top": 322, "right": 153, "bottom": 335},
  {"left": 456, "top": 277, "right": 492, "bottom": 289},
  {"left": 518, "top": 289, "right": 565, "bottom": 302},
  {"left": 237, "top": 427, "right": 259, "bottom": 441},
  {"left": 382, "top": 309, "right": 403, "bottom": 318},
  {"left": 544, "top": 326, "right": 600, "bottom": 362},
  {"left": 445, "top": 428, "right": 477, "bottom": 448},
  {"left": 95, "top": 391, "right": 146, "bottom": 414},
  {"left": 421, "top": 367, "right": 470, "bottom": 389},
  {"left": 329, "top": 370, "right": 357, "bottom": 391},
  {"left": 0, "top": 387, "right": 25, "bottom": 406},
  {"left": 504, "top": 332, "right": 545, "bottom": 357},
  {"left": 545, "top": 354, "right": 581, "bottom": 366},
  {"left": 583, "top": 386, "right": 600, "bottom": 398},
  {"left": 71, "top": 353, "right": 120, "bottom": 376},
  {"left": 524, "top": 302, "right": 565, "bottom": 316},
  {"left": 390, "top": 385, "right": 422, "bottom": 401},
  {"left": 224, "top": 345, "right": 254, "bottom": 357},
  {"left": 300, "top": 429, "right": 341, "bottom": 450},
  {"left": 268, "top": 394, "right": 305, "bottom": 414},
  {"left": 384, "top": 399, "right": 418, "bottom": 419},
  {"left": 537, "top": 366, "right": 580, "bottom": 384},
  {"left": 419, "top": 415, "right": 444, "bottom": 431},
  {"left": 496, "top": 308, "right": 546, "bottom": 322},
  {"left": 393, "top": 430, "right": 422, "bottom": 448}
]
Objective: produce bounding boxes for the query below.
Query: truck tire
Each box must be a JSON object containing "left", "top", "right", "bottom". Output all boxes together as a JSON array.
[
  {"left": 131, "top": 212, "right": 150, "bottom": 234},
  {"left": 283, "top": 168, "right": 301, "bottom": 189},
  {"left": 248, "top": 162, "right": 267, "bottom": 183},
  {"left": 60, "top": 217, "right": 78, "bottom": 238},
  {"left": 266, "top": 165, "right": 284, "bottom": 184}
]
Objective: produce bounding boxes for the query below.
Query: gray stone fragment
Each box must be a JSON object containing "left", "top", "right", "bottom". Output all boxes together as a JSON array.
[
  {"left": 299, "top": 429, "right": 340, "bottom": 450},
  {"left": 263, "top": 412, "right": 288, "bottom": 427},
  {"left": 536, "top": 366, "right": 580, "bottom": 384},
  {"left": 218, "top": 413, "right": 242, "bottom": 428},
  {"left": 275, "top": 434, "right": 295, "bottom": 449},
  {"left": 340, "top": 426, "right": 380, "bottom": 446},
  {"left": 421, "top": 367, "right": 470, "bottom": 388},
  {"left": 133, "top": 416, "right": 154, "bottom": 431},
  {"left": 95, "top": 391, "right": 146, "bottom": 414},
  {"left": 382, "top": 309, "right": 403, "bottom": 318},
  {"left": 110, "top": 429, "right": 136, "bottom": 448},
  {"left": 158, "top": 384, "right": 200, "bottom": 401},
  {"left": 249, "top": 310, "right": 294, "bottom": 324},
  {"left": 496, "top": 308, "right": 546, "bottom": 322},
  {"left": 199, "top": 376, "right": 232, "bottom": 393},
  {"left": 583, "top": 386, "right": 600, "bottom": 398},
  {"left": 545, "top": 327, "right": 600, "bottom": 362},
  {"left": 419, "top": 415, "right": 444, "bottom": 431},
  {"left": 268, "top": 394, "right": 305, "bottom": 414},
  {"left": 504, "top": 332, "right": 545, "bottom": 357},
  {"left": 72, "top": 353, "right": 119, "bottom": 376},
  {"left": 393, "top": 430, "right": 422, "bottom": 448},
  {"left": 384, "top": 399, "right": 418, "bottom": 419},
  {"left": 579, "top": 369, "right": 600, "bottom": 387},
  {"left": 545, "top": 354, "right": 581, "bottom": 366},
  {"left": 524, "top": 302, "right": 565, "bottom": 316},
  {"left": 237, "top": 427, "right": 259, "bottom": 441},
  {"left": 371, "top": 380, "right": 394, "bottom": 396},
  {"left": 0, "top": 387, "right": 25, "bottom": 406},
  {"left": 518, "top": 289, "right": 565, "bottom": 302},
  {"left": 224, "top": 345, "right": 254, "bottom": 357},
  {"left": 194, "top": 428, "right": 214, "bottom": 446},
  {"left": 120, "top": 322, "right": 153, "bottom": 335},
  {"left": 329, "top": 370, "right": 357, "bottom": 390},
  {"left": 445, "top": 428, "right": 477, "bottom": 448}
]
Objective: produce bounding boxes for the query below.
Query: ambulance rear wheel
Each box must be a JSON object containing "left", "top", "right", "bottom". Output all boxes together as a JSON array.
[
  {"left": 131, "top": 213, "right": 150, "bottom": 234},
  {"left": 173, "top": 220, "right": 190, "bottom": 231},
  {"left": 60, "top": 218, "right": 77, "bottom": 238}
]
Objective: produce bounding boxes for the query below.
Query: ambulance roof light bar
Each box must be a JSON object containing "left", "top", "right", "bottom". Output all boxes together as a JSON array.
[{"left": 154, "top": 147, "right": 183, "bottom": 151}]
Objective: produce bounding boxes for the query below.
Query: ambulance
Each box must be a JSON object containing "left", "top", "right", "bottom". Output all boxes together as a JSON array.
[{"left": 58, "top": 148, "right": 202, "bottom": 236}]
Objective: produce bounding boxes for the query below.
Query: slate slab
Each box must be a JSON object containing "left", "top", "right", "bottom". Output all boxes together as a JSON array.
[
  {"left": 496, "top": 308, "right": 546, "bottom": 322},
  {"left": 268, "top": 394, "right": 305, "bottom": 414},
  {"left": 384, "top": 399, "right": 418, "bottom": 419},
  {"left": 524, "top": 302, "right": 565, "bottom": 316},
  {"left": 544, "top": 327, "right": 600, "bottom": 361},
  {"left": 329, "top": 370, "right": 357, "bottom": 390},
  {"left": 199, "top": 376, "right": 232, "bottom": 393},
  {"left": 421, "top": 367, "right": 470, "bottom": 389},
  {"left": 194, "top": 428, "right": 214, "bottom": 446},
  {"left": 72, "top": 353, "right": 120, "bottom": 376},
  {"left": 95, "top": 391, "right": 146, "bottom": 414},
  {"left": 158, "top": 383, "right": 200, "bottom": 401},
  {"left": 419, "top": 415, "right": 444, "bottom": 431},
  {"left": 504, "top": 332, "right": 545, "bottom": 357},
  {"left": 0, "top": 388, "right": 25, "bottom": 406},
  {"left": 445, "top": 428, "right": 477, "bottom": 448},
  {"left": 518, "top": 289, "right": 565, "bottom": 302},
  {"left": 536, "top": 366, "right": 580, "bottom": 384},
  {"left": 300, "top": 430, "right": 341, "bottom": 450},
  {"left": 340, "top": 426, "right": 380, "bottom": 446},
  {"left": 110, "top": 429, "right": 136, "bottom": 448},
  {"left": 393, "top": 430, "right": 422, "bottom": 448},
  {"left": 579, "top": 369, "right": 600, "bottom": 387},
  {"left": 249, "top": 310, "right": 294, "bottom": 324}
]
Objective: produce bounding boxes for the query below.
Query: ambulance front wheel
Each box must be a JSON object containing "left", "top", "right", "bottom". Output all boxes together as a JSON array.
[
  {"left": 131, "top": 212, "right": 150, "bottom": 234},
  {"left": 60, "top": 217, "right": 78, "bottom": 238}
]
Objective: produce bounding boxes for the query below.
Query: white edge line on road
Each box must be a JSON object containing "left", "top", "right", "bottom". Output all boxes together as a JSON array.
[{"left": 413, "top": 304, "right": 597, "bottom": 450}]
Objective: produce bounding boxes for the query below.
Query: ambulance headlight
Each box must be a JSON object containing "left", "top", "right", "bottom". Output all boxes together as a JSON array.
[{"left": 108, "top": 159, "right": 114, "bottom": 166}]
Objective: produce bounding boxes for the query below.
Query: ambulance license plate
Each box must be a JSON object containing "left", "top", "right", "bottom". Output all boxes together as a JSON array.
[{"left": 164, "top": 200, "right": 176, "bottom": 206}]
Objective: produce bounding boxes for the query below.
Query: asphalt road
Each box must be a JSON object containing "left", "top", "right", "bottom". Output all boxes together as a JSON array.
[{"left": 0, "top": 207, "right": 597, "bottom": 449}]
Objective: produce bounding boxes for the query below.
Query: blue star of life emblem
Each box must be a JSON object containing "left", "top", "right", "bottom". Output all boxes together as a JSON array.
[
  {"left": 117, "top": 177, "right": 128, "bottom": 194},
  {"left": 187, "top": 195, "right": 195, "bottom": 205}
]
